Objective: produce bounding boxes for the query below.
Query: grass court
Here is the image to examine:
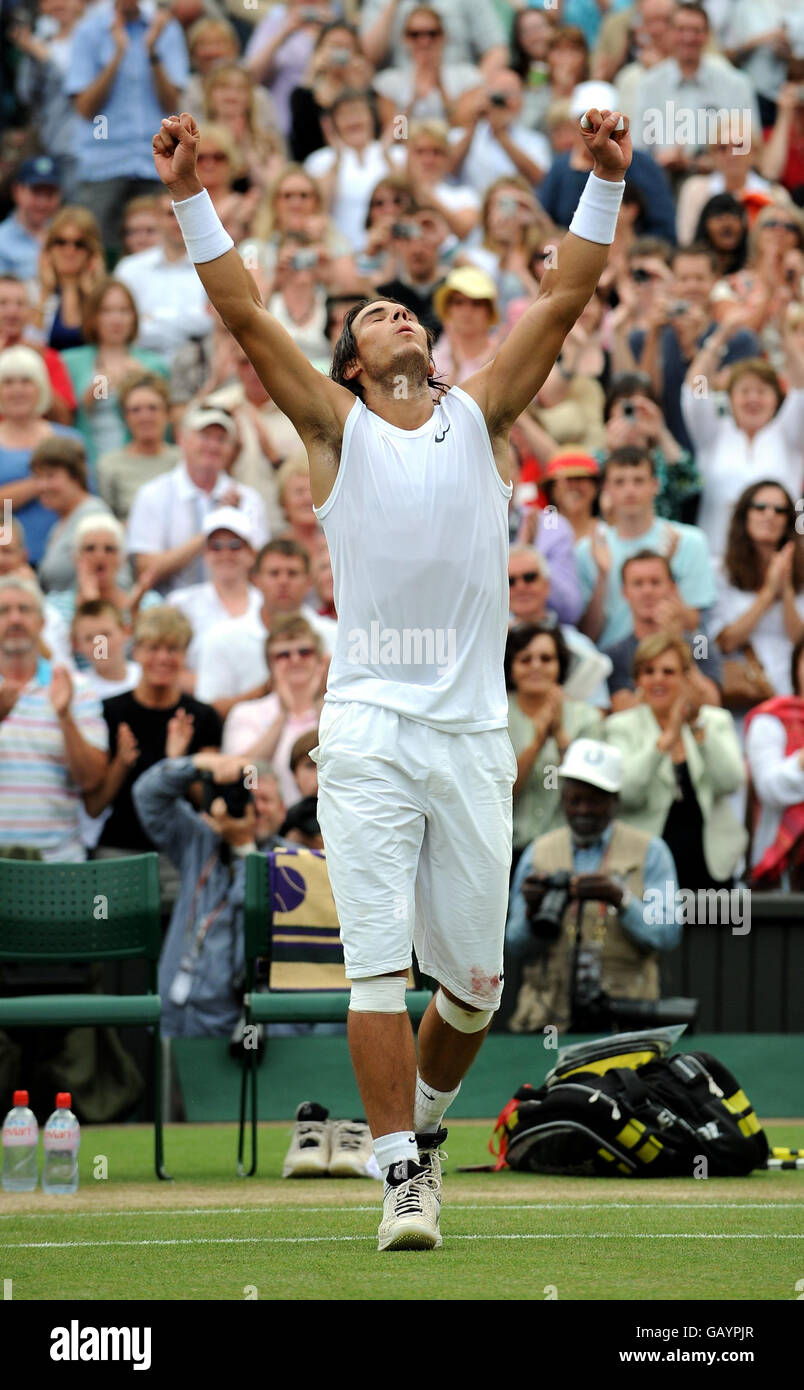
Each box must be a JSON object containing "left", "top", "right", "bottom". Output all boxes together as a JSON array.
[{"left": 2, "top": 1120, "right": 803, "bottom": 1302}]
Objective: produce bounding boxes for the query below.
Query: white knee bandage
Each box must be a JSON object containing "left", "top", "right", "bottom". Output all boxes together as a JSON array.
[
  {"left": 349, "top": 976, "right": 408, "bottom": 1014},
  {"left": 435, "top": 988, "right": 494, "bottom": 1034}
]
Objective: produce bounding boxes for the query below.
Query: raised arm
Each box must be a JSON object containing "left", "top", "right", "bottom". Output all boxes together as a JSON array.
[
  {"left": 461, "top": 110, "right": 631, "bottom": 439},
  {"left": 152, "top": 114, "right": 355, "bottom": 492}
]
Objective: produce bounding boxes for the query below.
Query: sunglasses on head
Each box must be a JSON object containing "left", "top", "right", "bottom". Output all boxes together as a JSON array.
[
  {"left": 748, "top": 501, "right": 789, "bottom": 515},
  {"left": 271, "top": 646, "right": 316, "bottom": 661},
  {"left": 509, "top": 571, "right": 542, "bottom": 586}
]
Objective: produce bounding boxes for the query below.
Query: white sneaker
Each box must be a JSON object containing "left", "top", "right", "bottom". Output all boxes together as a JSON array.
[
  {"left": 328, "top": 1120, "right": 381, "bottom": 1178},
  {"left": 377, "top": 1159, "right": 442, "bottom": 1252},
  {"left": 282, "top": 1102, "right": 331, "bottom": 1177}
]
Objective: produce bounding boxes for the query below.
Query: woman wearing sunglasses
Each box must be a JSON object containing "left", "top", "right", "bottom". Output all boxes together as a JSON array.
[
  {"left": 221, "top": 613, "right": 327, "bottom": 808},
  {"left": 36, "top": 206, "right": 105, "bottom": 353},
  {"left": 712, "top": 481, "right": 804, "bottom": 723},
  {"left": 505, "top": 620, "right": 602, "bottom": 872}
]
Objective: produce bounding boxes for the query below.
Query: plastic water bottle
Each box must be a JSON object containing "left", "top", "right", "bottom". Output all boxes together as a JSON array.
[
  {"left": 1, "top": 1090, "right": 39, "bottom": 1192},
  {"left": 42, "top": 1093, "right": 80, "bottom": 1195}
]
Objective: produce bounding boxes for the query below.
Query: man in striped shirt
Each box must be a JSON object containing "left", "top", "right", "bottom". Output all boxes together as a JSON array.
[{"left": 0, "top": 576, "right": 108, "bottom": 860}]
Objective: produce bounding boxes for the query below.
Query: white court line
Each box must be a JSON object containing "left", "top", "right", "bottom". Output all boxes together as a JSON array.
[
  {"left": 4, "top": 1233, "right": 804, "bottom": 1250},
  {"left": 2, "top": 1202, "right": 802, "bottom": 1220}
]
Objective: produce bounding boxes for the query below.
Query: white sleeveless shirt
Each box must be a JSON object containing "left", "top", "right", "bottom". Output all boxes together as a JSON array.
[{"left": 314, "top": 385, "right": 512, "bottom": 732}]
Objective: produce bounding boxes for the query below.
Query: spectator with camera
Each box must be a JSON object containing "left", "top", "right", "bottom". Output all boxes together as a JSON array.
[
  {"left": 506, "top": 738, "right": 680, "bottom": 1034},
  {"left": 375, "top": 204, "right": 450, "bottom": 337},
  {"left": 577, "top": 445, "right": 715, "bottom": 649},
  {"left": 600, "top": 371, "right": 701, "bottom": 523},
  {"left": 448, "top": 69, "right": 552, "bottom": 196},
  {"left": 132, "top": 749, "right": 255, "bottom": 1038},
  {"left": 628, "top": 243, "right": 761, "bottom": 454},
  {"left": 604, "top": 634, "right": 746, "bottom": 891},
  {"left": 289, "top": 20, "right": 376, "bottom": 163}
]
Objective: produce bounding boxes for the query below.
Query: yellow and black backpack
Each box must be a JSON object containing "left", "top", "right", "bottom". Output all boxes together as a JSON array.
[{"left": 490, "top": 1037, "right": 769, "bottom": 1178}]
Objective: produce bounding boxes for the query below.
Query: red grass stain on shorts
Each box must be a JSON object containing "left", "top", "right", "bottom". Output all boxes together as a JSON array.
[{"left": 470, "top": 966, "right": 500, "bottom": 997}]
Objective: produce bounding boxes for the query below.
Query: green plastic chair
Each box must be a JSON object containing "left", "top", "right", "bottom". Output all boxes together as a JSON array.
[
  {"left": 0, "top": 853, "right": 169, "bottom": 1179},
  {"left": 237, "top": 850, "right": 433, "bottom": 1176}
]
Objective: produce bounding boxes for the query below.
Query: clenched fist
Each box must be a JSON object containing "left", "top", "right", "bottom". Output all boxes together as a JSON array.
[{"left": 152, "top": 112, "right": 203, "bottom": 201}]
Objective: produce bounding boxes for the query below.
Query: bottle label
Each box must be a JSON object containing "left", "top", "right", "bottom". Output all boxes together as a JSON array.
[
  {"left": 2, "top": 1125, "right": 37, "bottom": 1145},
  {"left": 44, "top": 1131, "right": 79, "bottom": 1152}
]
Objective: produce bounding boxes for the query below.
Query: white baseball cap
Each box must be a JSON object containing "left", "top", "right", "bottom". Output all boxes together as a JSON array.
[
  {"left": 569, "top": 81, "right": 619, "bottom": 121},
  {"left": 183, "top": 405, "right": 238, "bottom": 440},
  {"left": 558, "top": 738, "right": 623, "bottom": 794},
  {"left": 202, "top": 506, "right": 256, "bottom": 547}
]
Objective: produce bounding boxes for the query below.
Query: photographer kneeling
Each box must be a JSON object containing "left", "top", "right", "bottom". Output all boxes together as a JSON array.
[
  {"left": 505, "top": 739, "right": 681, "bottom": 1034},
  {"left": 132, "top": 751, "right": 263, "bottom": 1039}
]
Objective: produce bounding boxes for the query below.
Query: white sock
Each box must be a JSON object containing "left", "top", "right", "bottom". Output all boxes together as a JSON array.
[
  {"left": 373, "top": 1130, "right": 418, "bottom": 1182},
  {"left": 413, "top": 1074, "right": 461, "bottom": 1134}
]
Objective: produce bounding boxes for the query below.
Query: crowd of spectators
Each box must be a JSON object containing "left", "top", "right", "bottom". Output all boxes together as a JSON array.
[{"left": 1, "top": 0, "right": 804, "bottom": 1048}]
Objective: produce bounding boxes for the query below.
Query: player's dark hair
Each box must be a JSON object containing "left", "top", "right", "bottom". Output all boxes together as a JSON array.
[{"left": 330, "top": 297, "right": 448, "bottom": 402}]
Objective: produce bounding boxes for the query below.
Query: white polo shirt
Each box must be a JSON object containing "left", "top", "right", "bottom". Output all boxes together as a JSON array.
[
  {"left": 114, "top": 244, "right": 212, "bottom": 356},
  {"left": 195, "top": 605, "right": 337, "bottom": 703},
  {"left": 126, "top": 461, "right": 269, "bottom": 594},
  {"left": 167, "top": 582, "right": 264, "bottom": 669}
]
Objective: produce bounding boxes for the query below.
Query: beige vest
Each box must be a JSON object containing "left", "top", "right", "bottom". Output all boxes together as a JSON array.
[{"left": 509, "top": 821, "right": 660, "bottom": 1035}]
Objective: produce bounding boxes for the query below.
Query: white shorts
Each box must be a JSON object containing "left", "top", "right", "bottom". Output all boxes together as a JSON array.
[{"left": 311, "top": 701, "right": 516, "bottom": 1009}]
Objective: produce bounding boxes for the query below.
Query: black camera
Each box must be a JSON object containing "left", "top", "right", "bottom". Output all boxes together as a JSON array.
[
  {"left": 528, "top": 870, "right": 571, "bottom": 940},
  {"left": 198, "top": 770, "right": 252, "bottom": 819},
  {"left": 489, "top": 92, "right": 508, "bottom": 107},
  {"left": 621, "top": 398, "right": 636, "bottom": 418}
]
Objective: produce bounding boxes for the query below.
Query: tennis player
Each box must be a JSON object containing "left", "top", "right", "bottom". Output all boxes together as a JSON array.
[{"left": 153, "top": 107, "right": 632, "bottom": 1251}]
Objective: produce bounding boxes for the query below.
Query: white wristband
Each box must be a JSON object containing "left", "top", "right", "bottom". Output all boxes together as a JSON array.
[
  {"left": 171, "top": 188, "right": 234, "bottom": 264},
  {"left": 569, "top": 171, "right": 625, "bottom": 246}
]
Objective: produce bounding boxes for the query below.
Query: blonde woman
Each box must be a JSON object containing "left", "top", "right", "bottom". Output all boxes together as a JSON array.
[
  {"left": 276, "top": 454, "right": 321, "bottom": 558},
  {"left": 244, "top": 163, "right": 353, "bottom": 285},
  {"left": 604, "top": 633, "right": 746, "bottom": 890},
  {"left": 0, "top": 344, "right": 80, "bottom": 564},
  {"left": 194, "top": 122, "right": 259, "bottom": 243},
  {"left": 202, "top": 64, "right": 286, "bottom": 194},
  {"left": 181, "top": 16, "right": 279, "bottom": 133},
  {"left": 36, "top": 206, "right": 105, "bottom": 352}
]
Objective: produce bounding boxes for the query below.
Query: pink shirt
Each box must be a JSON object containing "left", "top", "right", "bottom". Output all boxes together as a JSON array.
[{"left": 221, "top": 691, "right": 318, "bottom": 808}]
